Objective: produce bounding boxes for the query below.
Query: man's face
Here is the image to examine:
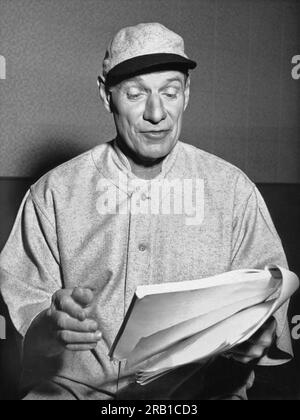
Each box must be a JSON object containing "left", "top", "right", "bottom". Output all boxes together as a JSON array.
[{"left": 106, "top": 70, "right": 190, "bottom": 163}]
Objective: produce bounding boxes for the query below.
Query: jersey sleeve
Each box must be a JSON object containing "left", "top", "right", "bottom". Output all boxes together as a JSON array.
[
  {"left": 231, "top": 180, "right": 293, "bottom": 365},
  {"left": 0, "top": 189, "right": 62, "bottom": 338}
]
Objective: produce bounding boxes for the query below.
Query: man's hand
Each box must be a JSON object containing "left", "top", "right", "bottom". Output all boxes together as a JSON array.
[
  {"left": 25, "top": 287, "right": 102, "bottom": 358},
  {"left": 225, "top": 317, "right": 277, "bottom": 364}
]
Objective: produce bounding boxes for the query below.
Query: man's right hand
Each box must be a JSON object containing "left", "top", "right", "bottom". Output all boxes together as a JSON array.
[{"left": 25, "top": 287, "right": 102, "bottom": 358}]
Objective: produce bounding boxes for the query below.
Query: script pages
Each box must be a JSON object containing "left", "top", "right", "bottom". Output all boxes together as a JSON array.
[{"left": 109, "top": 265, "right": 299, "bottom": 385}]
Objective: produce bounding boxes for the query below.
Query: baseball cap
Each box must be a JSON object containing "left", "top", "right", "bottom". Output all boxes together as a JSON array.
[{"left": 102, "top": 22, "right": 197, "bottom": 86}]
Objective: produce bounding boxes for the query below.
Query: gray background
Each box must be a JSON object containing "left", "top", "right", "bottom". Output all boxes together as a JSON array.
[{"left": 0, "top": 0, "right": 299, "bottom": 182}]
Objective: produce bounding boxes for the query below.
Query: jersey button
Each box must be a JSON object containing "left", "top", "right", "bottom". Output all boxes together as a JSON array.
[
  {"left": 138, "top": 244, "right": 147, "bottom": 252},
  {"left": 141, "top": 193, "right": 149, "bottom": 201}
]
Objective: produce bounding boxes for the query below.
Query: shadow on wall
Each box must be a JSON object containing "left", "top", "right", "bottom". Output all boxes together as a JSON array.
[
  {"left": 28, "top": 137, "right": 87, "bottom": 183},
  {"left": 0, "top": 294, "right": 22, "bottom": 400},
  {"left": 0, "top": 138, "right": 84, "bottom": 253}
]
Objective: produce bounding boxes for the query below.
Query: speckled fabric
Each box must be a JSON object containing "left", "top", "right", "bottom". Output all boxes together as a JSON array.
[
  {"left": 0, "top": 139, "right": 292, "bottom": 399},
  {"left": 102, "top": 23, "right": 192, "bottom": 80}
]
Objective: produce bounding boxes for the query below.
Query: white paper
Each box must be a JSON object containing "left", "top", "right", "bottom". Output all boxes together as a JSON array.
[{"left": 109, "top": 265, "right": 299, "bottom": 386}]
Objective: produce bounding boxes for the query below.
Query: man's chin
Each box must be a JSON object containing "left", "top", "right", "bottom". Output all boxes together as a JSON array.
[
  {"left": 139, "top": 141, "right": 176, "bottom": 161},
  {"left": 138, "top": 148, "right": 169, "bottom": 163}
]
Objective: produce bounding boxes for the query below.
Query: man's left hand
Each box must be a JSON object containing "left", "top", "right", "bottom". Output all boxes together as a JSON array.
[{"left": 225, "top": 317, "right": 277, "bottom": 364}]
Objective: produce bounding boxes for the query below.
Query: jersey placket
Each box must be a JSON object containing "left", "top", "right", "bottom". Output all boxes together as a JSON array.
[{"left": 123, "top": 186, "right": 154, "bottom": 312}]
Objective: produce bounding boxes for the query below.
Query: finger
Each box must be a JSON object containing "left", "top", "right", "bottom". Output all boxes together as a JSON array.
[
  {"left": 249, "top": 318, "right": 277, "bottom": 342},
  {"left": 232, "top": 318, "right": 277, "bottom": 355},
  {"left": 223, "top": 350, "right": 254, "bottom": 364},
  {"left": 54, "top": 311, "right": 99, "bottom": 332},
  {"left": 230, "top": 355, "right": 254, "bottom": 364},
  {"left": 57, "top": 330, "right": 102, "bottom": 345},
  {"left": 254, "top": 328, "right": 276, "bottom": 348},
  {"left": 242, "top": 328, "right": 276, "bottom": 350},
  {"left": 65, "top": 343, "right": 99, "bottom": 352},
  {"left": 229, "top": 344, "right": 265, "bottom": 360},
  {"left": 72, "top": 288, "right": 95, "bottom": 308},
  {"left": 53, "top": 293, "right": 86, "bottom": 321}
]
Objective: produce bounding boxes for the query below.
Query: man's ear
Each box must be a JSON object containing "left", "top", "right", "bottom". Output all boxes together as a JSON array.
[
  {"left": 98, "top": 76, "right": 112, "bottom": 113},
  {"left": 183, "top": 76, "right": 191, "bottom": 111}
]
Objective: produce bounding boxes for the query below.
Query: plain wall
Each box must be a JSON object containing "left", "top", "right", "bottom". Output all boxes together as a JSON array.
[{"left": 0, "top": 0, "right": 299, "bottom": 182}]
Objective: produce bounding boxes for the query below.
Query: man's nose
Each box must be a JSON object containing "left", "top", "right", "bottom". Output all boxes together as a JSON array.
[{"left": 143, "top": 94, "right": 167, "bottom": 124}]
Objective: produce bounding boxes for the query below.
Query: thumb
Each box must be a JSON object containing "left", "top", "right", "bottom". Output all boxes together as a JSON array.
[{"left": 71, "top": 287, "right": 95, "bottom": 308}]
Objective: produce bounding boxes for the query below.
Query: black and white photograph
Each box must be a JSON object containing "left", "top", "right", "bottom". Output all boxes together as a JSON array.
[{"left": 0, "top": 0, "right": 299, "bottom": 404}]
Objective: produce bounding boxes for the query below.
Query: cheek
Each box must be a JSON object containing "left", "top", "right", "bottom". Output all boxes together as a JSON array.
[
  {"left": 167, "top": 96, "right": 185, "bottom": 118},
  {"left": 115, "top": 112, "right": 134, "bottom": 134},
  {"left": 114, "top": 110, "right": 143, "bottom": 146},
  {"left": 120, "top": 108, "right": 141, "bottom": 132},
  {"left": 170, "top": 105, "right": 184, "bottom": 129}
]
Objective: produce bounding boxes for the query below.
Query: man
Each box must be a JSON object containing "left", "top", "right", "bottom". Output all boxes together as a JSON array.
[{"left": 0, "top": 23, "right": 293, "bottom": 400}]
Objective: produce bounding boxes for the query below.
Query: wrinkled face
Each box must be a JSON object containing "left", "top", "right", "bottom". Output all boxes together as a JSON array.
[{"left": 104, "top": 70, "right": 190, "bottom": 163}]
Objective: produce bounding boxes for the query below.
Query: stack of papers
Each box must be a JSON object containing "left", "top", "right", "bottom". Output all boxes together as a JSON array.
[{"left": 109, "top": 265, "right": 299, "bottom": 385}]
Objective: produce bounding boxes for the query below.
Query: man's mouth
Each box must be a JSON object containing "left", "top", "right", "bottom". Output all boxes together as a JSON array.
[{"left": 140, "top": 130, "right": 170, "bottom": 140}]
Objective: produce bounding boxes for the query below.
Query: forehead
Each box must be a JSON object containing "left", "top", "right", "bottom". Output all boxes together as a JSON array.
[{"left": 117, "top": 70, "right": 186, "bottom": 89}]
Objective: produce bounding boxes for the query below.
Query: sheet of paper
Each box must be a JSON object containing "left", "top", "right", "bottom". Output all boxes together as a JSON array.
[
  {"left": 234, "top": 265, "right": 299, "bottom": 346},
  {"left": 139, "top": 302, "right": 274, "bottom": 375},
  {"left": 135, "top": 269, "right": 270, "bottom": 298},
  {"left": 112, "top": 270, "right": 276, "bottom": 360},
  {"left": 135, "top": 266, "right": 299, "bottom": 385},
  {"left": 126, "top": 288, "right": 276, "bottom": 369}
]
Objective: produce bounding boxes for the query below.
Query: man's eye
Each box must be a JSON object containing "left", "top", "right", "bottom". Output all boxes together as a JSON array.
[
  {"left": 127, "top": 91, "right": 144, "bottom": 100},
  {"left": 163, "top": 89, "right": 178, "bottom": 99}
]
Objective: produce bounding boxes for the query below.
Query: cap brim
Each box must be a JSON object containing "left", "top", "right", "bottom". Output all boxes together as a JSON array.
[{"left": 105, "top": 53, "right": 197, "bottom": 86}]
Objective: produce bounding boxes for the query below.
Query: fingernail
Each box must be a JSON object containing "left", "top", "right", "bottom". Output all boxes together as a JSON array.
[
  {"left": 95, "top": 331, "right": 102, "bottom": 340},
  {"left": 80, "top": 311, "right": 86, "bottom": 321},
  {"left": 90, "top": 321, "right": 98, "bottom": 331}
]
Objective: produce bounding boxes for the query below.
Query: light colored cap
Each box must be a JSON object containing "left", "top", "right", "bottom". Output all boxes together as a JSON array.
[{"left": 102, "top": 22, "right": 196, "bottom": 85}]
